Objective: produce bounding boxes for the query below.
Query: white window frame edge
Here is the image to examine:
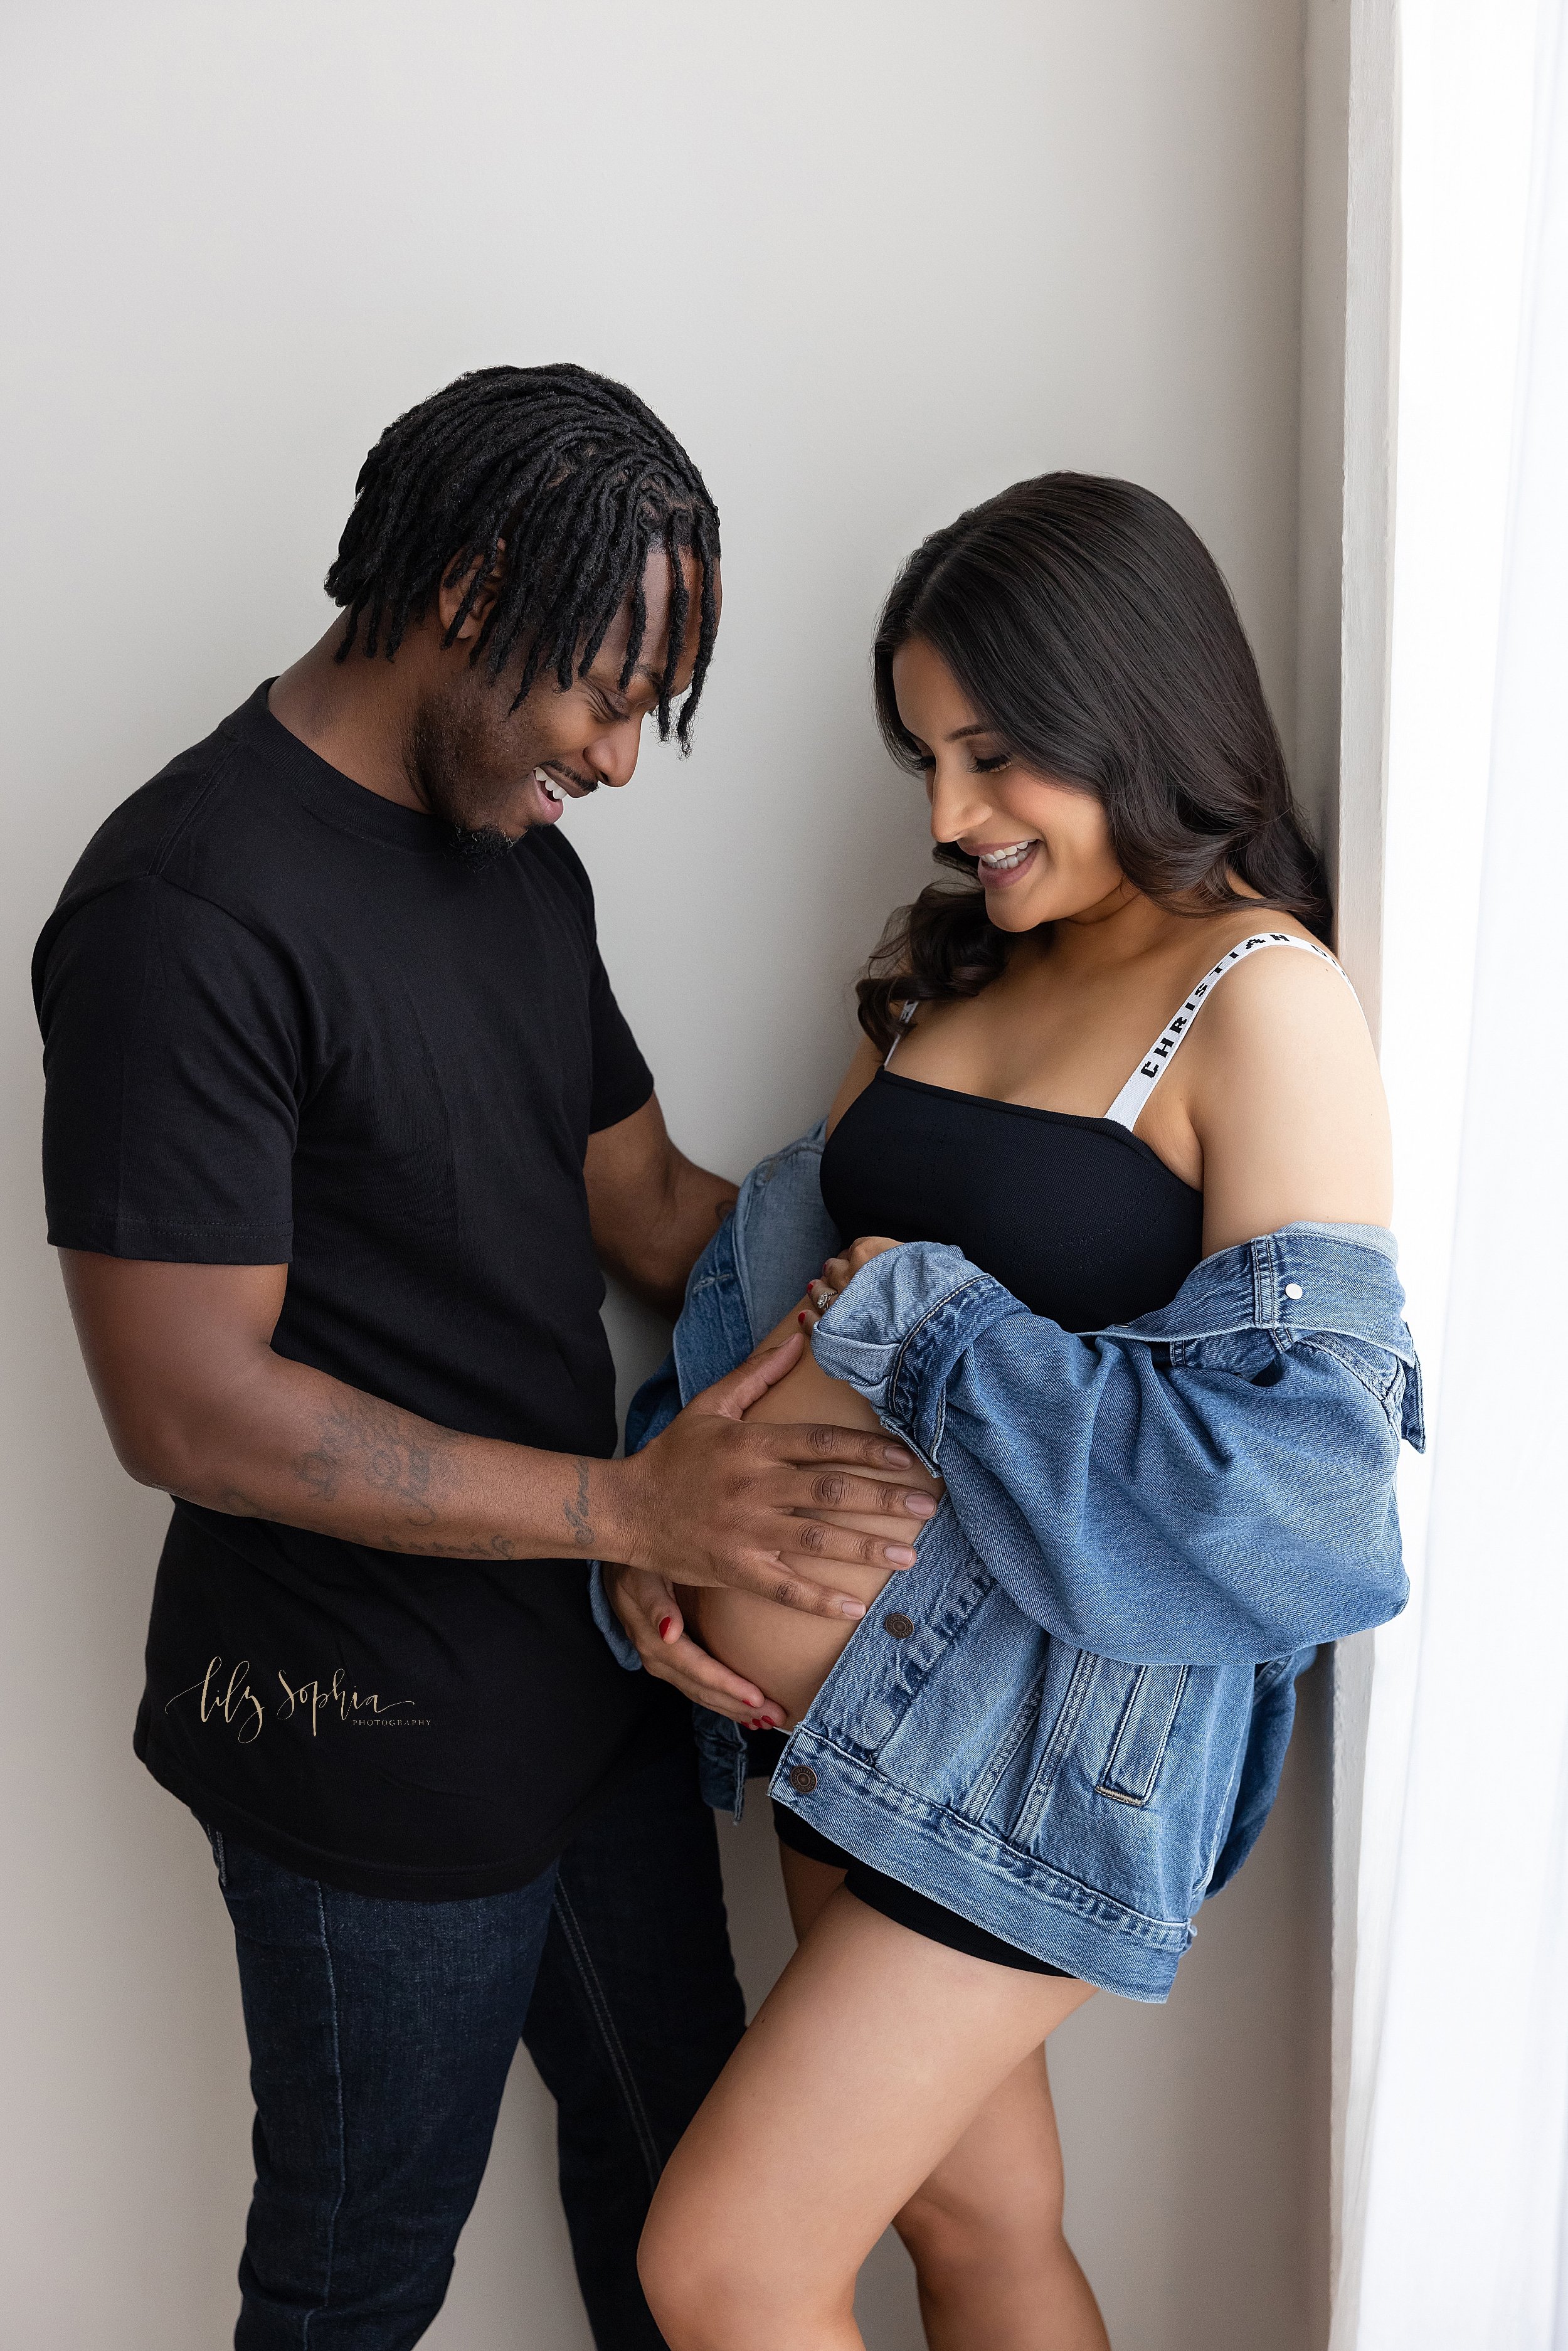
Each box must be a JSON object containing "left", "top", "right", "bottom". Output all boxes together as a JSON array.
[{"left": 1304, "top": 0, "right": 1402, "bottom": 2315}]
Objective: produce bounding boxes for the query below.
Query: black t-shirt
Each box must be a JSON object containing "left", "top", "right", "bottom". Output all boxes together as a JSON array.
[{"left": 33, "top": 683, "right": 680, "bottom": 1898}]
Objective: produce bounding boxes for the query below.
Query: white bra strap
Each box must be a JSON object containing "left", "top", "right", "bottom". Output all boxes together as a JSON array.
[
  {"left": 884, "top": 1000, "right": 918, "bottom": 1069},
  {"left": 1103, "top": 932, "right": 1352, "bottom": 1132}
]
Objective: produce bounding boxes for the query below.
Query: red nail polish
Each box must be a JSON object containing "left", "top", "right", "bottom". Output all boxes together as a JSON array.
[
  {"left": 658, "top": 1615, "right": 674, "bottom": 1639},
  {"left": 798, "top": 1312, "right": 808, "bottom": 1325}
]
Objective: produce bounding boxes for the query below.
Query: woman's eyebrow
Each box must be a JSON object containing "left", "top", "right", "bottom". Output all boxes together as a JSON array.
[{"left": 946, "top": 721, "right": 992, "bottom": 741}]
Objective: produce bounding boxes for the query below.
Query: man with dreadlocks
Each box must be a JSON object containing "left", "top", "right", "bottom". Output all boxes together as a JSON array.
[{"left": 33, "top": 364, "right": 934, "bottom": 2347}]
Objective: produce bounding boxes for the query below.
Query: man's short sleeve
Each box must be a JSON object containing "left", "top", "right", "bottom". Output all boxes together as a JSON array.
[
  {"left": 36, "top": 876, "right": 300, "bottom": 1262},
  {"left": 586, "top": 946, "right": 654, "bottom": 1135}
]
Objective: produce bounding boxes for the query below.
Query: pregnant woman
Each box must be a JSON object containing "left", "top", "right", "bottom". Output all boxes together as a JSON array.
[{"left": 602, "top": 475, "right": 1420, "bottom": 2350}]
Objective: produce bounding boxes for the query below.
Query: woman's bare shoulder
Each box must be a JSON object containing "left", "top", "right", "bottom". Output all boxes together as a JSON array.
[
  {"left": 1179, "top": 923, "right": 1391, "bottom": 1245},
  {"left": 1190, "top": 922, "right": 1369, "bottom": 1061}
]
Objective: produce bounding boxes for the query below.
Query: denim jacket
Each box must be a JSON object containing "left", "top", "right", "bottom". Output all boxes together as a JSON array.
[{"left": 593, "top": 1122, "right": 1422, "bottom": 2001}]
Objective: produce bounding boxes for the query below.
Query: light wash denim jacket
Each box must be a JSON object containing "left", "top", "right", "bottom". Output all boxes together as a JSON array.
[{"left": 593, "top": 1122, "right": 1422, "bottom": 2001}]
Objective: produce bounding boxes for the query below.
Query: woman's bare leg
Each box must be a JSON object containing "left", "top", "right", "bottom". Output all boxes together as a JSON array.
[
  {"left": 894, "top": 2047, "right": 1109, "bottom": 2350},
  {"left": 638, "top": 1887, "right": 1099, "bottom": 2351},
  {"left": 776, "top": 1846, "right": 1108, "bottom": 2351}
]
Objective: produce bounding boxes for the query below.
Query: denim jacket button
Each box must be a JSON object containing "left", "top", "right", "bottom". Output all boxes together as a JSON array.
[
  {"left": 1284, "top": 1282, "right": 1303, "bottom": 1300},
  {"left": 788, "top": 1764, "right": 818, "bottom": 1794},
  {"left": 882, "top": 1611, "right": 915, "bottom": 1640}
]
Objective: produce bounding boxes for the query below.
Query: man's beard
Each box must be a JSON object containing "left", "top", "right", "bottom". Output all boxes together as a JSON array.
[
  {"left": 444, "top": 819, "right": 515, "bottom": 870},
  {"left": 406, "top": 679, "right": 521, "bottom": 871}
]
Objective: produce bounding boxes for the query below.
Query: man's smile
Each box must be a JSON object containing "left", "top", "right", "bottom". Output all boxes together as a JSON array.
[
  {"left": 522, "top": 763, "right": 598, "bottom": 825},
  {"left": 538, "top": 762, "right": 598, "bottom": 799}
]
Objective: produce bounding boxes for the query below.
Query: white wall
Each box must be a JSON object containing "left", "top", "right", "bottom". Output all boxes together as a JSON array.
[{"left": 0, "top": 5, "right": 1325, "bottom": 2345}]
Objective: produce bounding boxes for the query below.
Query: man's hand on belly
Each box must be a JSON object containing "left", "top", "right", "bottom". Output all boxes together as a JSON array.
[
  {"left": 599, "top": 1312, "right": 944, "bottom": 1727},
  {"left": 601, "top": 1332, "right": 939, "bottom": 1616}
]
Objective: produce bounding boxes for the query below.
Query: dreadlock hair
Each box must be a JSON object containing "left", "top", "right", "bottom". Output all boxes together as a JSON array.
[
  {"left": 324, "top": 363, "right": 721, "bottom": 748},
  {"left": 857, "top": 472, "right": 1330, "bottom": 1051}
]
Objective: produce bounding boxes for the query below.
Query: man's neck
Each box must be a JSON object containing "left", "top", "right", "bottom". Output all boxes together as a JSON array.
[{"left": 267, "top": 623, "right": 424, "bottom": 810}]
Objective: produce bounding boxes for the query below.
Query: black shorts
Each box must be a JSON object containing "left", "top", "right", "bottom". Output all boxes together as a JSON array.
[{"left": 746, "top": 1733, "right": 1066, "bottom": 1978}]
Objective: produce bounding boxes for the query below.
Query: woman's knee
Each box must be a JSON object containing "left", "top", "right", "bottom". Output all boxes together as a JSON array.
[
  {"left": 637, "top": 2208, "right": 738, "bottom": 2351},
  {"left": 639, "top": 2194, "right": 845, "bottom": 2351}
]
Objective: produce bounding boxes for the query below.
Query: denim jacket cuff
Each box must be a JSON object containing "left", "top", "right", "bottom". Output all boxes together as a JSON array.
[
  {"left": 588, "top": 1562, "right": 643, "bottom": 1672},
  {"left": 810, "top": 1243, "right": 1022, "bottom": 1465}
]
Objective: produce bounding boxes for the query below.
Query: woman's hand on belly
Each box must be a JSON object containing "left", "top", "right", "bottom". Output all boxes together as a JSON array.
[{"left": 601, "top": 1561, "right": 792, "bottom": 1731}]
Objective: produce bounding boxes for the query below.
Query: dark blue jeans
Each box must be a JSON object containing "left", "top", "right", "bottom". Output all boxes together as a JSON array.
[{"left": 208, "top": 1743, "right": 746, "bottom": 2349}]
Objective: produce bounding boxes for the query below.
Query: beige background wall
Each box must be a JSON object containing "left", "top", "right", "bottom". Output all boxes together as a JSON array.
[{"left": 0, "top": 4, "right": 1328, "bottom": 2345}]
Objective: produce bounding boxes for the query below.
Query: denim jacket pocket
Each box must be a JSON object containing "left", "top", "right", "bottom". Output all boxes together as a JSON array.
[
  {"left": 1004, "top": 1650, "right": 1193, "bottom": 1849},
  {"left": 1095, "top": 1664, "right": 1191, "bottom": 1807}
]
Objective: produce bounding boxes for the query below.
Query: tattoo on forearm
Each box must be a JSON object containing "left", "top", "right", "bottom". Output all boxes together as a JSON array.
[
  {"left": 294, "top": 1394, "right": 457, "bottom": 1530},
  {"left": 564, "top": 1457, "right": 595, "bottom": 1549},
  {"left": 379, "top": 1532, "right": 521, "bottom": 1560}
]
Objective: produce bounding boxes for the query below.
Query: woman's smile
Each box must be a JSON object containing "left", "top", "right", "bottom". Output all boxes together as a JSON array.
[{"left": 971, "top": 839, "right": 1039, "bottom": 888}]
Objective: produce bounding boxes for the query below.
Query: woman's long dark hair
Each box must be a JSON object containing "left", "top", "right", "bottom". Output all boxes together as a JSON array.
[{"left": 857, "top": 474, "right": 1328, "bottom": 1050}]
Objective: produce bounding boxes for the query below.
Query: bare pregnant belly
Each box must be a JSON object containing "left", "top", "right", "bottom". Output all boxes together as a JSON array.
[{"left": 677, "top": 1344, "right": 940, "bottom": 1726}]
